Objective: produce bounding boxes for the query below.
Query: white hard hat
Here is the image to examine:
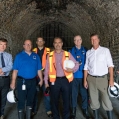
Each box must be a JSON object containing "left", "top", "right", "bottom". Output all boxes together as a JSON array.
[
  {"left": 64, "top": 59, "right": 75, "bottom": 70},
  {"left": 108, "top": 82, "right": 119, "bottom": 98},
  {"left": 7, "top": 90, "right": 18, "bottom": 103}
]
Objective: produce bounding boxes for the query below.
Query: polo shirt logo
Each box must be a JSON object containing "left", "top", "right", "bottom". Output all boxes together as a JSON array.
[{"left": 33, "top": 56, "right": 36, "bottom": 59}]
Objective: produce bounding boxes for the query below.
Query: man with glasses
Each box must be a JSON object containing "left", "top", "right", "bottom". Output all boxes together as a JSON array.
[{"left": 10, "top": 40, "right": 43, "bottom": 119}]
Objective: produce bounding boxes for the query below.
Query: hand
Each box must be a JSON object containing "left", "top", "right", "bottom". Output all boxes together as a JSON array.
[
  {"left": 0, "top": 68, "right": 4, "bottom": 75},
  {"left": 0, "top": 72, "right": 4, "bottom": 75},
  {"left": 10, "top": 83, "right": 15, "bottom": 90},
  {"left": 65, "top": 68, "right": 73, "bottom": 73},
  {"left": 84, "top": 80, "right": 88, "bottom": 89},
  {"left": 38, "top": 80, "right": 43, "bottom": 87},
  {"left": 45, "top": 83, "right": 49, "bottom": 88},
  {"left": 117, "top": 71, "right": 119, "bottom": 74},
  {"left": 109, "top": 79, "right": 114, "bottom": 87}
]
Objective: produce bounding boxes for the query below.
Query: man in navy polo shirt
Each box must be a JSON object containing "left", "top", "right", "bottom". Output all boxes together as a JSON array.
[{"left": 10, "top": 40, "right": 43, "bottom": 119}]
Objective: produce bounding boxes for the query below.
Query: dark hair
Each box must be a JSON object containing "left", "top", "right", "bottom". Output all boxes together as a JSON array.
[
  {"left": 90, "top": 33, "right": 100, "bottom": 39},
  {"left": 0, "top": 38, "right": 8, "bottom": 43},
  {"left": 53, "top": 37, "right": 63, "bottom": 42},
  {"left": 37, "top": 37, "right": 44, "bottom": 41}
]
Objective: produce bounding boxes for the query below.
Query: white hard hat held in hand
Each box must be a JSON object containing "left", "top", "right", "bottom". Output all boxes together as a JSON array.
[
  {"left": 7, "top": 90, "right": 18, "bottom": 103},
  {"left": 108, "top": 82, "right": 119, "bottom": 98},
  {"left": 63, "top": 59, "right": 75, "bottom": 70}
]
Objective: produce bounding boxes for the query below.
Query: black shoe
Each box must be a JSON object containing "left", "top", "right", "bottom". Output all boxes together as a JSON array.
[
  {"left": 93, "top": 109, "right": 99, "bottom": 119},
  {"left": 70, "top": 107, "right": 76, "bottom": 119},
  {"left": 83, "top": 108, "right": 91, "bottom": 119},
  {"left": 26, "top": 106, "right": 32, "bottom": 119},
  {"left": 70, "top": 114, "right": 76, "bottom": 119},
  {"left": 107, "top": 111, "right": 113, "bottom": 119},
  {"left": 47, "top": 111, "right": 53, "bottom": 118}
]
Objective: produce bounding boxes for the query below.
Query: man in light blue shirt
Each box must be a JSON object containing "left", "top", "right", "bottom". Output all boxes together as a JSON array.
[{"left": 0, "top": 38, "right": 12, "bottom": 119}]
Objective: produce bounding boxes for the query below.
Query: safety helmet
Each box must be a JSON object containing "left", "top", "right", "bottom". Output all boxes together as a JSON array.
[
  {"left": 63, "top": 59, "right": 75, "bottom": 70},
  {"left": 7, "top": 90, "right": 18, "bottom": 103},
  {"left": 108, "top": 82, "right": 119, "bottom": 98}
]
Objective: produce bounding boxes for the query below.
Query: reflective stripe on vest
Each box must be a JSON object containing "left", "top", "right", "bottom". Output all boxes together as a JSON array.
[
  {"left": 49, "top": 51, "right": 73, "bottom": 82},
  {"left": 33, "top": 47, "right": 50, "bottom": 69}
]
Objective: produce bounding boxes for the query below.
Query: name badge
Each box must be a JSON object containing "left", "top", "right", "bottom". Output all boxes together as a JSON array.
[
  {"left": 22, "top": 84, "right": 26, "bottom": 90},
  {"left": 77, "top": 56, "right": 80, "bottom": 58},
  {"left": 51, "top": 82, "right": 55, "bottom": 85}
]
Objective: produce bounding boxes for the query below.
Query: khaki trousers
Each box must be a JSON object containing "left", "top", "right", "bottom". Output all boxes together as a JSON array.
[{"left": 87, "top": 75, "right": 113, "bottom": 111}]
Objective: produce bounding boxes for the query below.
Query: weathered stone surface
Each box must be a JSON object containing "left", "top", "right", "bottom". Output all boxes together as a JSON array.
[{"left": 0, "top": 0, "right": 119, "bottom": 73}]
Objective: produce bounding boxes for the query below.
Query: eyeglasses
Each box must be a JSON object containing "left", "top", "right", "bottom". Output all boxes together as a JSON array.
[{"left": 23, "top": 44, "right": 32, "bottom": 46}]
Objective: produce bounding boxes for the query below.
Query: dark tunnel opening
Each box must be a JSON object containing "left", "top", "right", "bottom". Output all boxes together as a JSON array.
[{"left": 30, "top": 22, "right": 75, "bottom": 51}]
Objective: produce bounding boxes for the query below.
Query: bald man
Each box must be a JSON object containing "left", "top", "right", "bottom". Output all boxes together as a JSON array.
[
  {"left": 69, "top": 35, "right": 90, "bottom": 119},
  {"left": 10, "top": 40, "right": 43, "bottom": 119}
]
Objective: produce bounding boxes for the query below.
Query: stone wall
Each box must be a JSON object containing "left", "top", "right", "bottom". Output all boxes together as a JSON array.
[{"left": 0, "top": 0, "right": 119, "bottom": 75}]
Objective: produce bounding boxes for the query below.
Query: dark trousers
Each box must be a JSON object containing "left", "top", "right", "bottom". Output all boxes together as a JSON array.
[
  {"left": 0, "top": 77, "right": 10, "bottom": 116},
  {"left": 71, "top": 78, "right": 88, "bottom": 109},
  {"left": 17, "top": 77, "right": 36, "bottom": 110},
  {"left": 50, "top": 77, "right": 70, "bottom": 119},
  {"left": 32, "top": 83, "right": 51, "bottom": 113}
]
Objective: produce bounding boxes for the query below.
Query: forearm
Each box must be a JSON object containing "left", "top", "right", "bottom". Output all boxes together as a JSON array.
[
  {"left": 11, "top": 70, "right": 18, "bottom": 84},
  {"left": 38, "top": 70, "right": 43, "bottom": 81},
  {"left": 69, "top": 53, "right": 79, "bottom": 72},
  {"left": 10, "top": 70, "right": 18, "bottom": 89},
  {"left": 84, "top": 70, "right": 88, "bottom": 82},
  {"left": 44, "top": 58, "right": 49, "bottom": 85},
  {"left": 109, "top": 67, "right": 114, "bottom": 81}
]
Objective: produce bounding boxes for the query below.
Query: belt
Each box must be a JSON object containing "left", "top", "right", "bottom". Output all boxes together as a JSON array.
[
  {"left": 90, "top": 75, "right": 106, "bottom": 78},
  {"left": 56, "top": 76, "right": 66, "bottom": 79},
  {"left": 18, "top": 76, "right": 36, "bottom": 80},
  {"left": 0, "top": 76, "right": 9, "bottom": 79}
]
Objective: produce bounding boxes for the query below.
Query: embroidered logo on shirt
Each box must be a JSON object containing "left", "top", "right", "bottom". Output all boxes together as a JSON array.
[{"left": 33, "top": 56, "right": 36, "bottom": 59}]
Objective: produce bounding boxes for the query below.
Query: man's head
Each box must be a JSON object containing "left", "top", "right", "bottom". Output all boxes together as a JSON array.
[
  {"left": 74, "top": 35, "right": 82, "bottom": 48},
  {"left": 36, "top": 37, "right": 45, "bottom": 48},
  {"left": 0, "top": 38, "right": 8, "bottom": 52},
  {"left": 23, "top": 40, "right": 32, "bottom": 52},
  {"left": 53, "top": 37, "right": 63, "bottom": 51},
  {"left": 90, "top": 33, "right": 100, "bottom": 48}
]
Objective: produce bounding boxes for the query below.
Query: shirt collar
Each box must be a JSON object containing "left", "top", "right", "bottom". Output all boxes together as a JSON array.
[
  {"left": 91, "top": 45, "right": 101, "bottom": 51},
  {"left": 22, "top": 50, "right": 32, "bottom": 55},
  {"left": 0, "top": 51, "right": 4, "bottom": 54},
  {"left": 75, "top": 46, "right": 81, "bottom": 50},
  {"left": 54, "top": 50, "right": 64, "bottom": 54}
]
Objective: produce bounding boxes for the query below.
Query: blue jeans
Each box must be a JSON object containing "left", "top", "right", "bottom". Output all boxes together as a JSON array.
[
  {"left": 17, "top": 77, "right": 36, "bottom": 110},
  {"left": 32, "top": 81, "right": 51, "bottom": 113},
  {"left": 0, "top": 77, "right": 10, "bottom": 116},
  {"left": 70, "top": 78, "right": 88, "bottom": 109}
]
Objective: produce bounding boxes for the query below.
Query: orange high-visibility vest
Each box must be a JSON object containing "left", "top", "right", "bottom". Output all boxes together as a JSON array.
[
  {"left": 48, "top": 51, "right": 73, "bottom": 83},
  {"left": 33, "top": 47, "right": 50, "bottom": 69}
]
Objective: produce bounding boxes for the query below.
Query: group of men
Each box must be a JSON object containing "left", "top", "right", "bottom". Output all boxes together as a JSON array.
[{"left": 0, "top": 33, "right": 114, "bottom": 119}]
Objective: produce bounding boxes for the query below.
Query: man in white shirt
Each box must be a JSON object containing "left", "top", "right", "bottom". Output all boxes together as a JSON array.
[{"left": 84, "top": 33, "right": 114, "bottom": 119}]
